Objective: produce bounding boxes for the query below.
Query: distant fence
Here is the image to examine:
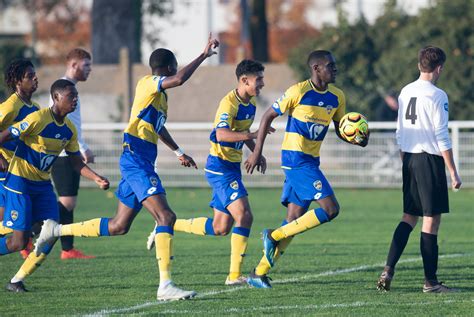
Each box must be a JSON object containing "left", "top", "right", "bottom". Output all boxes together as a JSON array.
[{"left": 82, "top": 121, "right": 474, "bottom": 188}]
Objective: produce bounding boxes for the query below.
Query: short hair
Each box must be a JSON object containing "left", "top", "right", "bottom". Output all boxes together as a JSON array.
[
  {"left": 4, "top": 59, "right": 34, "bottom": 92},
  {"left": 66, "top": 48, "right": 91, "bottom": 62},
  {"left": 50, "top": 79, "right": 75, "bottom": 98},
  {"left": 235, "top": 59, "right": 265, "bottom": 79},
  {"left": 418, "top": 46, "right": 446, "bottom": 72},
  {"left": 149, "top": 48, "right": 176, "bottom": 71},
  {"left": 307, "top": 50, "right": 332, "bottom": 68}
]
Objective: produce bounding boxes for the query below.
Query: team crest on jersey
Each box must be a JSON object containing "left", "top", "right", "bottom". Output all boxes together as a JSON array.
[
  {"left": 230, "top": 192, "right": 238, "bottom": 201},
  {"left": 230, "top": 181, "right": 239, "bottom": 190},
  {"left": 20, "top": 122, "right": 29, "bottom": 131},
  {"left": 444, "top": 102, "right": 449, "bottom": 111},
  {"left": 313, "top": 180, "right": 322, "bottom": 191},
  {"left": 326, "top": 105, "right": 333, "bottom": 114},
  {"left": 220, "top": 113, "right": 229, "bottom": 121},
  {"left": 10, "top": 210, "right": 18, "bottom": 221},
  {"left": 149, "top": 176, "right": 158, "bottom": 186}
]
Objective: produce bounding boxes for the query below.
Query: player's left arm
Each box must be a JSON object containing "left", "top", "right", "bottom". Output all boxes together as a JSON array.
[
  {"left": 68, "top": 154, "right": 109, "bottom": 190},
  {"left": 158, "top": 126, "right": 197, "bottom": 169}
]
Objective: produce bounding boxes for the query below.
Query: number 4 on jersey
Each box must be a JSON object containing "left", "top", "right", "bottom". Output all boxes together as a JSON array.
[{"left": 405, "top": 97, "right": 417, "bottom": 124}]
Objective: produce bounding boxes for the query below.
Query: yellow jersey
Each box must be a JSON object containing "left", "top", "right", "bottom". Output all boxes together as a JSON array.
[{"left": 271, "top": 80, "right": 346, "bottom": 168}]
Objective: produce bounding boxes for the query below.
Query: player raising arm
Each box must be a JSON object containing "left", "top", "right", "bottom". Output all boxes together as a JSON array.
[
  {"left": 35, "top": 35, "right": 219, "bottom": 301},
  {"left": 244, "top": 50, "right": 368, "bottom": 288},
  {"left": 0, "top": 79, "right": 109, "bottom": 293}
]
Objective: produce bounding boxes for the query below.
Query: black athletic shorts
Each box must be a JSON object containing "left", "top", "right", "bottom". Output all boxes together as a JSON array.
[
  {"left": 51, "top": 156, "right": 81, "bottom": 197},
  {"left": 402, "top": 152, "right": 449, "bottom": 216}
]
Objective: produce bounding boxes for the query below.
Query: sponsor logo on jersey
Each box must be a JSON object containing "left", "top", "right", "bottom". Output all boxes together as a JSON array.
[
  {"left": 272, "top": 102, "right": 280, "bottom": 111},
  {"left": 230, "top": 180, "right": 239, "bottom": 190},
  {"left": 230, "top": 192, "right": 238, "bottom": 201},
  {"left": 147, "top": 187, "right": 157, "bottom": 195},
  {"left": 20, "top": 122, "right": 29, "bottom": 131},
  {"left": 11, "top": 127, "right": 20, "bottom": 136},
  {"left": 150, "top": 176, "right": 158, "bottom": 186},
  {"left": 220, "top": 113, "right": 229, "bottom": 121},
  {"left": 318, "top": 101, "right": 324, "bottom": 106},
  {"left": 55, "top": 133, "right": 61, "bottom": 139},
  {"left": 11, "top": 210, "right": 18, "bottom": 221},
  {"left": 313, "top": 180, "right": 322, "bottom": 191},
  {"left": 6, "top": 221, "right": 13, "bottom": 227},
  {"left": 217, "top": 121, "right": 228, "bottom": 128}
]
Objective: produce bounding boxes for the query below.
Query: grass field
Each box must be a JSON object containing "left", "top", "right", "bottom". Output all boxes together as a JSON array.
[{"left": 0, "top": 188, "right": 472, "bottom": 316}]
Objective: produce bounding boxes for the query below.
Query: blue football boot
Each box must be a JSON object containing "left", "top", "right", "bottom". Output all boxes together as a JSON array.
[
  {"left": 262, "top": 229, "right": 277, "bottom": 267},
  {"left": 247, "top": 270, "right": 272, "bottom": 288}
]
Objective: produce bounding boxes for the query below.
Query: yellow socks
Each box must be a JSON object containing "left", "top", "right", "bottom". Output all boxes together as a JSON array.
[
  {"left": 255, "top": 236, "right": 294, "bottom": 276},
  {"left": 11, "top": 252, "right": 47, "bottom": 282},
  {"left": 174, "top": 217, "right": 215, "bottom": 236},
  {"left": 155, "top": 226, "right": 174, "bottom": 283},
  {"left": 271, "top": 208, "right": 329, "bottom": 241},
  {"left": 0, "top": 224, "right": 13, "bottom": 236},
  {"left": 228, "top": 227, "right": 250, "bottom": 280},
  {"left": 60, "top": 218, "right": 109, "bottom": 237}
]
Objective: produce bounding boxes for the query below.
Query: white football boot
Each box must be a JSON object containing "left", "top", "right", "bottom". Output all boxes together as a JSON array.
[
  {"left": 157, "top": 282, "right": 197, "bottom": 301},
  {"left": 146, "top": 222, "right": 158, "bottom": 250},
  {"left": 34, "top": 219, "right": 60, "bottom": 255}
]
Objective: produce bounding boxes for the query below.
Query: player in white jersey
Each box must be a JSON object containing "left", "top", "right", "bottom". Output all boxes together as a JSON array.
[{"left": 376, "top": 46, "right": 462, "bottom": 293}]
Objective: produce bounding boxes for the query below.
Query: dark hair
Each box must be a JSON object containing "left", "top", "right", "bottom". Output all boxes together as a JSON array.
[
  {"left": 235, "top": 59, "right": 265, "bottom": 79},
  {"left": 149, "top": 48, "right": 176, "bottom": 71},
  {"left": 50, "top": 79, "right": 75, "bottom": 98},
  {"left": 307, "top": 50, "right": 332, "bottom": 68},
  {"left": 418, "top": 46, "right": 446, "bottom": 72},
  {"left": 4, "top": 59, "right": 34, "bottom": 92}
]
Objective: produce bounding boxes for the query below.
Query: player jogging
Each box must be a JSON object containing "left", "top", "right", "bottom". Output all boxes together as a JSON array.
[
  {"left": 35, "top": 35, "right": 219, "bottom": 301},
  {"left": 376, "top": 46, "right": 461, "bottom": 293},
  {"left": 245, "top": 50, "right": 368, "bottom": 288}
]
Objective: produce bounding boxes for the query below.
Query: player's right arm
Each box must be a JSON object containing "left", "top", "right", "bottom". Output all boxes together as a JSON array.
[
  {"left": 161, "top": 34, "right": 219, "bottom": 90},
  {"left": 0, "top": 130, "right": 12, "bottom": 171},
  {"left": 244, "top": 107, "right": 279, "bottom": 174}
]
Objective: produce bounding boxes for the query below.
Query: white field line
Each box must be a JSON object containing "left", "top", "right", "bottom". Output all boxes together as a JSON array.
[{"left": 84, "top": 253, "right": 469, "bottom": 317}]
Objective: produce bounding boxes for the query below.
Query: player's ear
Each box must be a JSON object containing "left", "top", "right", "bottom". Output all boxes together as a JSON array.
[{"left": 241, "top": 75, "right": 249, "bottom": 85}]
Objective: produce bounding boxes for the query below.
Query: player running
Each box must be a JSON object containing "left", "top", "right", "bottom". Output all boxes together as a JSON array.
[{"left": 245, "top": 50, "right": 368, "bottom": 288}]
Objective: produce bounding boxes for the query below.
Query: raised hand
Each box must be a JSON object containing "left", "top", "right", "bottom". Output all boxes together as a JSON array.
[
  {"left": 203, "top": 33, "right": 220, "bottom": 58},
  {"left": 178, "top": 154, "right": 198, "bottom": 169}
]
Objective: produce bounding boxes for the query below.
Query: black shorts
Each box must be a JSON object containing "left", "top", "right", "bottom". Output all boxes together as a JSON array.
[
  {"left": 402, "top": 152, "right": 449, "bottom": 216},
  {"left": 51, "top": 156, "right": 81, "bottom": 197}
]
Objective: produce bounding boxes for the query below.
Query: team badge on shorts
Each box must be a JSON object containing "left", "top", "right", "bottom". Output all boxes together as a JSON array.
[
  {"left": 11, "top": 210, "right": 18, "bottom": 221},
  {"left": 20, "top": 122, "right": 29, "bottom": 131},
  {"left": 230, "top": 180, "right": 239, "bottom": 190},
  {"left": 313, "top": 180, "right": 323, "bottom": 191},
  {"left": 149, "top": 176, "right": 158, "bottom": 186},
  {"left": 147, "top": 187, "right": 157, "bottom": 195}
]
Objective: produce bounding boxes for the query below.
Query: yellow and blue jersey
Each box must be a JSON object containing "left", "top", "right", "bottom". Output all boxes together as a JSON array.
[
  {"left": 0, "top": 93, "right": 40, "bottom": 172},
  {"left": 206, "top": 90, "right": 256, "bottom": 173},
  {"left": 3, "top": 108, "right": 79, "bottom": 194},
  {"left": 123, "top": 75, "right": 168, "bottom": 163},
  {"left": 272, "top": 79, "right": 346, "bottom": 168}
]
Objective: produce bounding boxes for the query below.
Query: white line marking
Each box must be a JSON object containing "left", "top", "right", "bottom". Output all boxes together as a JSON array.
[{"left": 84, "top": 253, "right": 469, "bottom": 317}]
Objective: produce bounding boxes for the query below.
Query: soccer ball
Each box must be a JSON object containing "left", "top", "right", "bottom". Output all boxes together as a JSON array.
[{"left": 338, "top": 112, "right": 369, "bottom": 143}]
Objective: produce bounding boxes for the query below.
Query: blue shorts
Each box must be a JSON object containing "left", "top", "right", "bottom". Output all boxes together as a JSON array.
[
  {"left": 3, "top": 186, "right": 59, "bottom": 231},
  {"left": 281, "top": 166, "right": 334, "bottom": 209},
  {"left": 115, "top": 151, "right": 166, "bottom": 211},
  {"left": 205, "top": 170, "right": 248, "bottom": 215}
]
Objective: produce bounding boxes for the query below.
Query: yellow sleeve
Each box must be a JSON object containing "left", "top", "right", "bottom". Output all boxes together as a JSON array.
[
  {"left": 214, "top": 97, "right": 237, "bottom": 129},
  {"left": 271, "top": 84, "right": 300, "bottom": 115},
  {"left": 141, "top": 75, "right": 167, "bottom": 95},
  {"left": 0, "top": 102, "right": 18, "bottom": 129},
  {"left": 9, "top": 111, "right": 42, "bottom": 140},
  {"left": 332, "top": 90, "right": 346, "bottom": 122}
]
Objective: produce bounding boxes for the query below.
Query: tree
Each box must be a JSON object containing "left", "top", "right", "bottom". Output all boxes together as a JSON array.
[{"left": 250, "top": 0, "right": 268, "bottom": 62}]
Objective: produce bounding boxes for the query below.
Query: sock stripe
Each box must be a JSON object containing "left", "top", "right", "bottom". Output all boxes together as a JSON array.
[
  {"left": 99, "top": 218, "right": 110, "bottom": 236},
  {"left": 205, "top": 218, "right": 215, "bottom": 236},
  {"left": 156, "top": 225, "right": 174, "bottom": 235},
  {"left": 281, "top": 219, "right": 289, "bottom": 226},
  {"left": 232, "top": 226, "right": 250, "bottom": 237},
  {"left": 314, "top": 208, "right": 330, "bottom": 223}
]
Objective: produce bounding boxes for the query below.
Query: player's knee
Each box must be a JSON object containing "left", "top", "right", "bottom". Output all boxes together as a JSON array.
[
  {"left": 233, "top": 209, "right": 253, "bottom": 228},
  {"left": 108, "top": 221, "right": 130, "bottom": 235},
  {"left": 213, "top": 222, "right": 232, "bottom": 236},
  {"left": 158, "top": 210, "right": 176, "bottom": 226},
  {"left": 325, "top": 204, "right": 340, "bottom": 220}
]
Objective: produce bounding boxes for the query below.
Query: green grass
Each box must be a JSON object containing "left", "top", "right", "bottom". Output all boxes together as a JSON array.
[{"left": 1, "top": 188, "right": 473, "bottom": 316}]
